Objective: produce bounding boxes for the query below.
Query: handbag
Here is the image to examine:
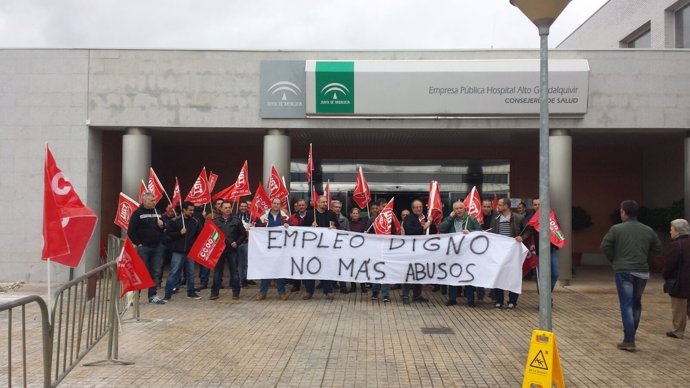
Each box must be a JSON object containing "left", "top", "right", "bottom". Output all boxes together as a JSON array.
[{"left": 664, "top": 241, "right": 684, "bottom": 294}]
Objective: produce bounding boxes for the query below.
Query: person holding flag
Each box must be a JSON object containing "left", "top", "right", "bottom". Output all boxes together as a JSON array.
[
  {"left": 301, "top": 195, "right": 339, "bottom": 300},
  {"left": 400, "top": 199, "right": 437, "bottom": 304},
  {"left": 209, "top": 201, "right": 246, "bottom": 301},
  {"left": 370, "top": 197, "right": 399, "bottom": 302},
  {"left": 439, "top": 200, "right": 482, "bottom": 307},
  {"left": 164, "top": 201, "right": 203, "bottom": 300},
  {"left": 526, "top": 198, "right": 566, "bottom": 293},
  {"left": 127, "top": 192, "right": 167, "bottom": 304}
]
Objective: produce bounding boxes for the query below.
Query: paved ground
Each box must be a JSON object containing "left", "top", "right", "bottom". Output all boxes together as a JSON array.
[{"left": 3, "top": 266, "right": 690, "bottom": 387}]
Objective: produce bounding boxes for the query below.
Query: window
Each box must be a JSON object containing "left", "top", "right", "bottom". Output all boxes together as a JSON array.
[
  {"left": 629, "top": 29, "right": 651, "bottom": 48},
  {"left": 677, "top": 3, "right": 690, "bottom": 48},
  {"left": 620, "top": 22, "right": 651, "bottom": 48}
]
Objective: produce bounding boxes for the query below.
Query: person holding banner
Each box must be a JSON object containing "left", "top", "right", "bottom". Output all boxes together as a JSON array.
[
  {"left": 127, "top": 192, "right": 167, "bottom": 304},
  {"left": 490, "top": 197, "right": 530, "bottom": 309},
  {"left": 288, "top": 198, "right": 308, "bottom": 292},
  {"left": 400, "top": 199, "right": 437, "bottom": 304},
  {"left": 210, "top": 201, "right": 246, "bottom": 301},
  {"left": 254, "top": 198, "right": 291, "bottom": 301},
  {"left": 301, "top": 195, "right": 338, "bottom": 300},
  {"left": 440, "top": 200, "right": 482, "bottom": 307},
  {"left": 164, "top": 201, "right": 203, "bottom": 300},
  {"left": 236, "top": 201, "right": 254, "bottom": 287}
]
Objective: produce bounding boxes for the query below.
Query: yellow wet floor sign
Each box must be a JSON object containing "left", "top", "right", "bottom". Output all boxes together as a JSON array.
[{"left": 522, "top": 330, "right": 565, "bottom": 388}]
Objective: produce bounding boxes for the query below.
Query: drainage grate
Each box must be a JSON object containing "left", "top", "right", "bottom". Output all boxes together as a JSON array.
[{"left": 421, "top": 327, "right": 454, "bottom": 335}]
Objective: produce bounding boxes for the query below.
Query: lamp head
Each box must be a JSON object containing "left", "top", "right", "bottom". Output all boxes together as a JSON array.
[{"left": 510, "top": 0, "right": 571, "bottom": 35}]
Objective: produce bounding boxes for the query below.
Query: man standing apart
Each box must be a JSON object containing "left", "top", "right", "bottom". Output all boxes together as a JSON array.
[
  {"left": 439, "top": 200, "right": 482, "bottom": 307},
  {"left": 301, "top": 195, "right": 338, "bottom": 300},
  {"left": 236, "top": 201, "right": 254, "bottom": 287},
  {"left": 255, "top": 198, "right": 290, "bottom": 301},
  {"left": 127, "top": 192, "right": 167, "bottom": 304},
  {"left": 210, "top": 201, "right": 246, "bottom": 300},
  {"left": 164, "top": 201, "right": 203, "bottom": 300},
  {"left": 601, "top": 200, "right": 661, "bottom": 352}
]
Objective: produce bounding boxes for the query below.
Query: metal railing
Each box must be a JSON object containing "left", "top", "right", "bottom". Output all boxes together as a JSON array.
[
  {"left": 0, "top": 295, "right": 52, "bottom": 387},
  {"left": 1, "top": 234, "right": 136, "bottom": 387}
]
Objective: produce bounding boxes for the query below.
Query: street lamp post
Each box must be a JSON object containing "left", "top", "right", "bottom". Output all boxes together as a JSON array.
[{"left": 510, "top": 0, "right": 571, "bottom": 332}]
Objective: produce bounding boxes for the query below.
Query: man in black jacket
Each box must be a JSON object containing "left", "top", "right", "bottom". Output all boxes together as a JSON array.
[
  {"left": 210, "top": 201, "right": 246, "bottom": 300},
  {"left": 164, "top": 201, "right": 203, "bottom": 300},
  {"left": 127, "top": 192, "right": 167, "bottom": 304},
  {"left": 301, "top": 195, "right": 339, "bottom": 300},
  {"left": 401, "top": 199, "right": 436, "bottom": 304}
]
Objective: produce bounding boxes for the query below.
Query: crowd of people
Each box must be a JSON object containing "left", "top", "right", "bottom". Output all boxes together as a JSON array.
[{"left": 127, "top": 193, "right": 688, "bottom": 352}]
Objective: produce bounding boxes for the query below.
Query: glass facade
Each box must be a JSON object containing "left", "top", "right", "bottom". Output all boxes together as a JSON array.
[{"left": 629, "top": 29, "right": 651, "bottom": 48}]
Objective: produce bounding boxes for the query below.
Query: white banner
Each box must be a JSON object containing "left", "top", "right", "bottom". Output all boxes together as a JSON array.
[{"left": 248, "top": 227, "right": 528, "bottom": 294}]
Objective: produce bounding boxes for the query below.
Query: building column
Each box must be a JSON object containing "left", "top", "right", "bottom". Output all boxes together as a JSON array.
[
  {"left": 263, "top": 129, "right": 291, "bottom": 194},
  {"left": 549, "top": 129, "right": 572, "bottom": 285},
  {"left": 685, "top": 132, "right": 690, "bottom": 221},
  {"left": 122, "top": 127, "right": 151, "bottom": 200}
]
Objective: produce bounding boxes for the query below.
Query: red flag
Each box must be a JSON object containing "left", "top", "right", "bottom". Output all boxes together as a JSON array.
[
  {"left": 463, "top": 186, "right": 483, "bottom": 226},
  {"left": 306, "top": 143, "right": 314, "bottom": 184},
  {"left": 114, "top": 193, "right": 139, "bottom": 231},
  {"left": 522, "top": 233, "right": 539, "bottom": 276},
  {"left": 117, "top": 238, "right": 155, "bottom": 297},
  {"left": 147, "top": 168, "right": 167, "bottom": 204},
  {"left": 311, "top": 187, "right": 319, "bottom": 207},
  {"left": 42, "top": 145, "right": 98, "bottom": 267},
  {"left": 189, "top": 221, "right": 226, "bottom": 270},
  {"left": 250, "top": 182, "right": 271, "bottom": 222},
  {"left": 527, "top": 209, "right": 568, "bottom": 249},
  {"left": 185, "top": 167, "right": 211, "bottom": 206},
  {"left": 352, "top": 166, "right": 371, "bottom": 209},
  {"left": 268, "top": 165, "right": 289, "bottom": 200},
  {"left": 492, "top": 194, "right": 499, "bottom": 213},
  {"left": 231, "top": 160, "right": 251, "bottom": 199},
  {"left": 208, "top": 172, "right": 219, "bottom": 193},
  {"left": 426, "top": 180, "right": 443, "bottom": 226},
  {"left": 138, "top": 180, "right": 147, "bottom": 204},
  {"left": 325, "top": 180, "right": 331, "bottom": 210},
  {"left": 171, "top": 177, "right": 182, "bottom": 209},
  {"left": 212, "top": 184, "right": 236, "bottom": 202},
  {"left": 373, "top": 197, "right": 400, "bottom": 235}
]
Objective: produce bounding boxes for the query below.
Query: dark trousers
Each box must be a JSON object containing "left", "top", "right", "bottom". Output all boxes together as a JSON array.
[
  {"left": 211, "top": 249, "right": 240, "bottom": 295},
  {"left": 402, "top": 284, "right": 422, "bottom": 299}
]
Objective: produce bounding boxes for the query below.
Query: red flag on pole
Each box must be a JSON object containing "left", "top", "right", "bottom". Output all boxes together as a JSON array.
[
  {"left": 212, "top": 185, "right": 236, "bottom": 202},
  {"left": 185, "top": 167, "right": 211, "bottom": 206},
  {"left": 268, "top": 165, "right": 289, "bottom": 200},
  {"left": 250, "top": 182, "right": 271, "bottom": 222},
  {"left": 42, "top": 145, "right": 98, "bottom": 267},
  {"left": 325, "top": 180, "right": 331, "bottom": 210},
  {"left": 373, "top": 198, "right": 400, "bottom": 235},
  {"left": 352, "top": 166, "right": 371, "bottom": 209},
  {"left": 306, "top": 143, "right": 314, "bottom": 184},
  {"left": 138, "top": 180, "right": 147, "bottom": 203},
  {"left": 114, "top": 192, "right": 139, "bottom": 231},
  {"left": 231, "top": 160, "right": 251, "bottom": 199},
  {"left": 171, "top": 177, "right": 182, "bottom": 209},
  {"left": 492, "top": 194, "right": 499, "bottom": 213},
  {"left": 147, "top": 168, "right": 167, "bottom": 204},
  {"left": 527, "top": 209, "right": 568, "bottom": 249},
  {"left": 117, "top": 238, "right": 155, "bottom": 297},
  {"left": 426, "top": 180, "right": 443, "bottom": 226},
  {"left": 188, "top": 221, "right": 227, "bottom": 270},
  {"left": 311, "top": 187, "right": 319, "bottom": 207},
  {"left": 463, "top": 186, "right": 484, "bottom": 226},
  {"left": 207, "top": 171, "right": 219, "bottom": 193}
]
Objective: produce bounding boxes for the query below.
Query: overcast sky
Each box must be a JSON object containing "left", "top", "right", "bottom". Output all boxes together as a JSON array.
[{"left": 0, "top": 0, "right": 608, "bottom": 50}]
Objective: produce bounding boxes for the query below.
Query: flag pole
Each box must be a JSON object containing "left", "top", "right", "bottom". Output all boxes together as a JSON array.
[
  {"left": 282, "top": 176, "right": 291, "bottom": 216},
  {"left": 426, "top": 180, "right": 436, "bottom": 236}
]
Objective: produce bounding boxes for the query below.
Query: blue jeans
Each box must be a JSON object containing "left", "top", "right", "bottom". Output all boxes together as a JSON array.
[
  {"left": 536, "top": 247, "right": 560, "bottom": 292},
  {"left": 211, "top": 249, "right": 240, "bottom": 295},
  {"left": 238, "top": 243, "right": 248, "bottom": 284},
  {"left": 371, "top": 283, "right": 390, "bottom": 298},
  {"left": 260, "top": 279, "right": 286, "bottom": 295},
  {"left": 304, "top": 280, "right": 333, "bottom": 295},
  {"left": 493, "top": 289, "right": 519, "bottom": 306},
  {"left": 165, "top": 252, "right": 195, "bottom": 297},
  {"left": 448, "top": 286, "right": 477, "bottom": 303},
  {"left": 136, "top": 244, "right": 164, "bottom": 298},
  {"left": 199, "top": 264, "right": 210, "bottom": 287},
  {"left": 615, "top": 271, "right": 647, "bottom": 343}
]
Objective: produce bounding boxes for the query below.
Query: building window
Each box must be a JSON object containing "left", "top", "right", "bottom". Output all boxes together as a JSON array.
[
  {"left": 620, "top": 22, "right": 652, "bottom": 48},
  {"left": 677, "top": 3, "right": 690, "bottom": 48},
  {"left": 629, "top": 29, "right": 651, "bottom": 48}
]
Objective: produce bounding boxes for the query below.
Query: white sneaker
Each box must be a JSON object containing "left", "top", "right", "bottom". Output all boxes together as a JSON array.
[
  {"left": 149, "top": 296, "right": 167, "bottom": 304},
  {"left": 506, "top": 303, "right": 516, "bottom": 309}
]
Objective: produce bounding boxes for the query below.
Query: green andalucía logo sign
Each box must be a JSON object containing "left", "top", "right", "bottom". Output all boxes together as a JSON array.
[{"left": 315, "top": 61, "right": 354, "bottom": 114}]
